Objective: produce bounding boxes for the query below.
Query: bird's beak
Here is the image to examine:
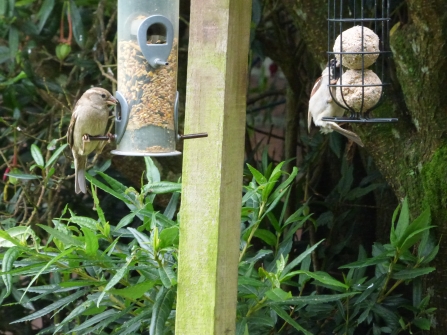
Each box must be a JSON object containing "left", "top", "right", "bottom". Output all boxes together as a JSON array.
[{"left": 107, "top": 96, "right": 118, "bottom": 106}]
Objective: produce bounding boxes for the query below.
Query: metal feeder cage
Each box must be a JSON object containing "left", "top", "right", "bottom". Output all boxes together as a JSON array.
[
  {"left": 324, "top": 0, "right": 398, "bottom": 123},
  {"left": 112, "top": 0, "right": 206, "bottom": 157}
]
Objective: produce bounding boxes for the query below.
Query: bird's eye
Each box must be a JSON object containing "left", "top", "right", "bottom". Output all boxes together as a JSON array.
[{"left": 101, "top": 94, "right": 106, "bottom": 98}]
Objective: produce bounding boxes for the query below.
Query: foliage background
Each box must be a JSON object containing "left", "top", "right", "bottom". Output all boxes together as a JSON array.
[{"left": 0, "top": 0, "right": 445, "bottom": 334}]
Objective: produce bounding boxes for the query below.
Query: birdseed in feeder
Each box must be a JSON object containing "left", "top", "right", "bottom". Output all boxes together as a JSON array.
[
  {"left": 336, "top": 69, "right": 382, "bottom": 112},
  {"left": 333, "top": 26, "right": 380, "bottom": 69},
  {"left": 117, "top": 38, "right": 178, "bottom": 152}
]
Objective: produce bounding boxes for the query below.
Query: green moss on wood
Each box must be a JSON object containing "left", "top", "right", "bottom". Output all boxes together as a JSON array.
[{"left": 421, "top": 144, "right": 447, "bottom": 220}]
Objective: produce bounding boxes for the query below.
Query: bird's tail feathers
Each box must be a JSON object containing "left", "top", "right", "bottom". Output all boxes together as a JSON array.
[
  {"left": 74, "top": 156, "right": 87, "bottom": 194},
  {"left": 327, "top": 122, "right": 364, "bottom": 147}
]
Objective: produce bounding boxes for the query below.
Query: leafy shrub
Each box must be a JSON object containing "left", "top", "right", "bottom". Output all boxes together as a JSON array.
[{"left": 0, "top": 158, "right": 437, "bottom": 334}]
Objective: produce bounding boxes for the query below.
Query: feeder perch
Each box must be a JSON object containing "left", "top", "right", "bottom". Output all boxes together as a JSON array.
[
  {"left": 111, "top": 0, "right": 207, "bottom": 157},
  {"left": 324, "top": 0, "right": 397, "bottom": 123}
]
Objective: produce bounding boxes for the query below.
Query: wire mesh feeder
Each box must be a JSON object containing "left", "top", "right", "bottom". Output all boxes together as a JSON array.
[{"left": 323, "top": 0, "right": 397, "bottom": 123}]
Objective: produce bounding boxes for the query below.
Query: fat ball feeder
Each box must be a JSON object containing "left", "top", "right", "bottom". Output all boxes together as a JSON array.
[
  {"left": 81, "top": 0, "right": 207, "bottom": 154},
  {"left": 323, "top": 0, "right": 397, "bottom": 124}
]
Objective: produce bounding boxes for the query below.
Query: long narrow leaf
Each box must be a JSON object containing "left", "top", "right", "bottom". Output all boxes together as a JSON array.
[
  {"left": 150, "top": 288, "right": 176, "bottom": 335},
  {"left": 270, "top": 305, "right": 312, "bottom": 335},
  {"left": 70, "top": 309, "right": 118, "bottom": 333},
  {"left": 21, "top": 248, "right": 76, "bottom": 301},
  {"left": 38, "top": 225, "right": 83, "bottom": 247},
  {"left": 31, "top": 144, "right": 45, "bottom": 167},
  {"left": 45, "top": 143, "right": 68, "bottom": 168},
  {"left": 1, "top": 247, "right": 21, "bottom": 297},
  {"left": 97, "top": 258, "right": 132, "bottom": 307},
  {"left": 11, "top": 289, "right": 87, "bottom": 324},
  {"left": 281, "top": 240, "right": 324, "bottom": 278}
]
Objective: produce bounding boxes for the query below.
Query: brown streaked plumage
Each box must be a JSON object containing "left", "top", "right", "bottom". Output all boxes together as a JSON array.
[{"left": 67, "top": 87, "right": 117, "bottom": 193}]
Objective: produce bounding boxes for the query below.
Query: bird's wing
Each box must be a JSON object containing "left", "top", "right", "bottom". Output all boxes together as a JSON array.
[
  {"left": 310, "top": 76, "right": 322, "bottom": 98},
  {"left": 327, "top": 122, "right": 364, "bottom": 147},
  {"left": 308, "top": 76, "right": 323, "bottom": 132},
  {"left": 67, "top": 100, "right": 80, "bottom": 149}
]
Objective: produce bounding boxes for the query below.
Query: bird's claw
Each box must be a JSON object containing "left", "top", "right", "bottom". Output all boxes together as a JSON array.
[
  {"left": 82, "top": 134, "right": 91, "bottom": 142},
  {"left": 106, "top": 133, "right": 115, "bottom": 143}
]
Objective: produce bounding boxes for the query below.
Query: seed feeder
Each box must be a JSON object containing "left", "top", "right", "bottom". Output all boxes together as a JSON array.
[
  {"left": 108, "top": 0, "right": 206, "bottom": 157},
  {"left": 323, "top": 0, "right": 398, "bottom": 123}
]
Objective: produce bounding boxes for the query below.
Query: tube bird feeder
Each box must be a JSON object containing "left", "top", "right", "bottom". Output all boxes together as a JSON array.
[
  {"left": 324, "top": 0, "right": 397, "bottom": 123},
  {"left": 112, "top": 0, "right": 206, "bottom": 156}
]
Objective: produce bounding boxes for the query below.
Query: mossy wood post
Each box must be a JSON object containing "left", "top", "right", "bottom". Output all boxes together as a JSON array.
[{"left": 175, "top": 0, "right": 252, "bottom": 334}]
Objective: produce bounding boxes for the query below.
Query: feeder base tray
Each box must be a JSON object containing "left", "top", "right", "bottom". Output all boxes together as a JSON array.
[
  {"left": 322, "top": 117, "right": 398, "bottom": 123},
  {"left": 111, "top": 149, "right": 182, "bottom": 157}
]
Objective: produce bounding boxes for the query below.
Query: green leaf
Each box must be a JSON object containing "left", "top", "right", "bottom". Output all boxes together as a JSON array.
[
  {"left": 159, "top": 226, "right": 179, "bottom": 249},
  {"left": 110, "top": 280, "right": 156, "bottom": 299},
  {"left": 96, "top": 171, "right": 127, "bottom": 194},
  {"left": 339, "top": 255, "right": 389, "bottom": 269},
  {"left": 128, "top": 227, "right": 152, "bottom": 252},
  {"left": 345, "top": 183, "right": 381, "bottom": 201},
  {"left": 1, "top": 247, "right": 21, "bottom": 298},
  {"left": 163, "top": 192, "right": 180, "bottom": 220},
  {"left": 0, "top": 46, "right": 9, "bottom": 64},
  {"left": 267, "top": 292, "right": 359, "bottom": 306},
  {"left": 391, "top": 267, "right": 435, "bottom": 280},
  {"left": 338, "top": 159, "right": 353, "bottom": 198},
  {"left": 0, "top": 0, "right": 6, "bottom": 15},
  {"left": 238, "top": 276, "right": 266, "bottom": 287},
  {"left": 397, "top": 208, "right": 432, "bottom": 252},
  {"left": 270, "top": 305, "right": 312, "bottom": 335},
  {"left": 69, "top": 216, "right": 98, "bottom": 230},
  {"left": 413, "top": 317, "right": 431, "bottom": 330},
  {"left": 158, "top": 263, "right": 177, "bottom": 288},
  {"left": 116, "top": 310, "right": 152, "bottom": 335},
  {"left": 31, "top": 144, "right": 45, "bottom": 167},
  {"left": 11, "top": 289, "right": 87, "bottom": 324},
  {"left": 0, "top": 70, "right": 27, "bottom": 88},
  {"left": 53, "top": 300, "right": 92, "bottom": 333},
  {"left": 37, "top": 224, "right": 83, "bottom": 247},
  {"left": 8, "top": 26, "right": 19, "bottom": 59},
  {"left": 247, "top": 164, "right": 267, "bottom": 185},
  {"left": 289, "top": 270, "right": 349, "bottom": 289},
  {"left": 243, "top": 249, "right": 273, "bottom": 264},
  {"left": 70, "top": 309, "right": 118, "bottom": 333},
  {"left": 145, "top": 156, "right": 161, "bottom": 183},
  {"left": 68, "top": 0, "right": 85, "bottom": 48},
  {"left": 37, "top": 0, "right": 54, "bottom": 32},
  {"left": 5, "top": 172, "right": 42, "bottom": 180},
  {"left": 82, "top": 227, "right": 99, "bottom": 256},
  {"left": 114, "top": 212, "right": 136, "bottom": 231},
  {"left": 150, "top": 288, "right": 176, "bottom": 335},
  {"left": 281, "top": 240, "right": 324, "bottom": 279},
  {"left": 264, "top": 185, "right": 290, "bottom": 216},
  {"left": 400, "top": 226, "right": 434, "bottom": 255},
  {"left": 394, "top": 197, "right": 410, "bottom": 243},
  {"left": 268, "top": 167, "right": 298, "bottom": 204},
  {"left": 284, "top": 206, "right": 305, "bottom": 226},
  {"left": 253, "top": 229, "right": 276, "bottom": 247},
  {"left": 265, "top": 288, "right": 292, "bottom": 302},
  {"left": 97, "top": 258, "right": 132, "bottom": 307},
  {"left": 86, "top": 173, "right": 131, "bottom": 204},
  {"left": 144, "top": 181, "right": 182, "bottom": 194},
  {"left": 21, "top": 247, "right": 76, "bottom": 301},
  {"left": 45, "top": 143, "right": 68, "bottom": 168},
  {"left": 262, "top": 162, "right": 284, "bottom": 201},
  {"left": 0, "top": 228, "right": 26, "bottom": 247}
]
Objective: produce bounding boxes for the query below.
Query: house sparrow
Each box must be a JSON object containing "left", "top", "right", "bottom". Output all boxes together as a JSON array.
[
  {"left": 67, "top": 87, "right": 117, "bottom": 194},
  {"left": 308, "top": 59, "right": 364, "bottom": 147}
]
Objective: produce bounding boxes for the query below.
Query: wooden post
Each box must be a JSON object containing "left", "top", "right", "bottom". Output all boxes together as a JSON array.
[{"left": 175, "top": 0, "right": 252, "bottom": 334}]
